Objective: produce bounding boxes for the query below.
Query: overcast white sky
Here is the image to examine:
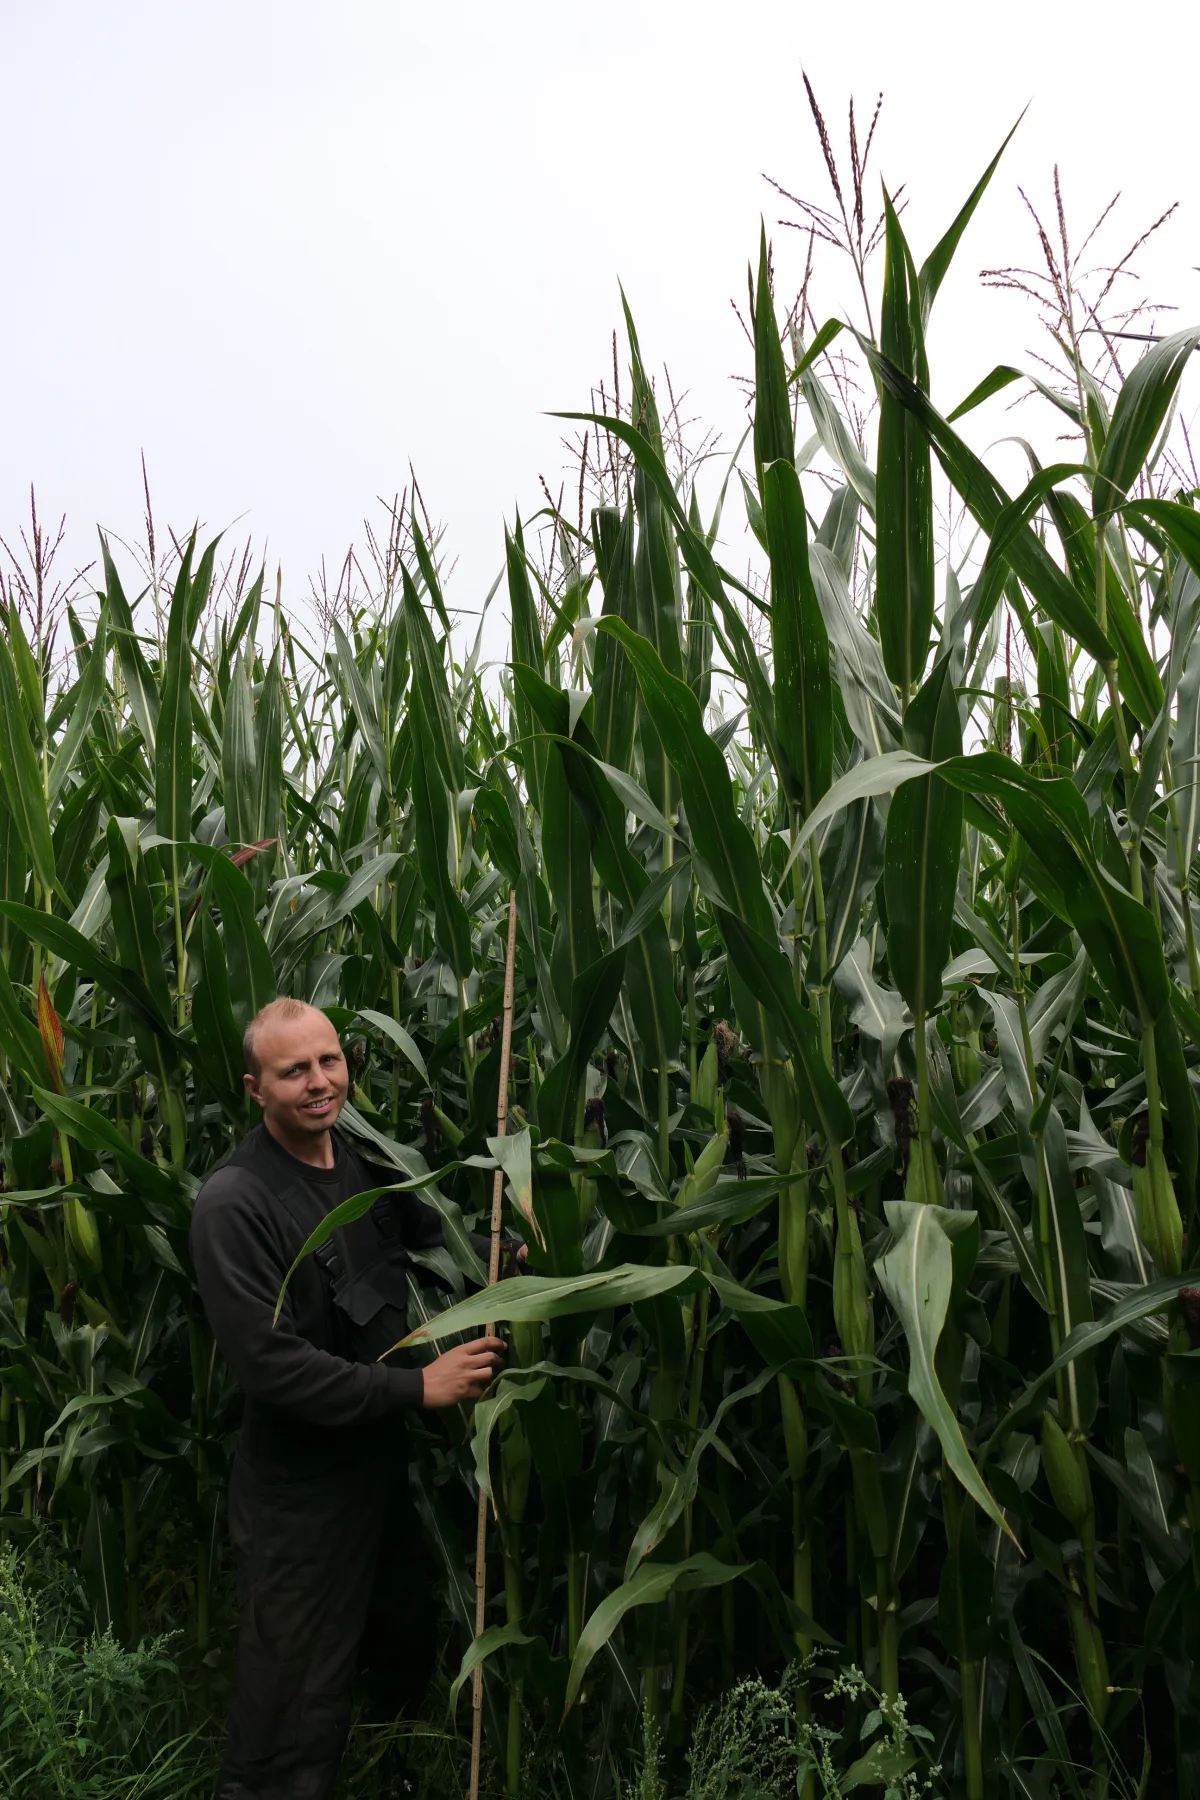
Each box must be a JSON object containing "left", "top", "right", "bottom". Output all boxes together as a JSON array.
[{"left": 2, "top": 0, "right": 1197, "bottom": 655}]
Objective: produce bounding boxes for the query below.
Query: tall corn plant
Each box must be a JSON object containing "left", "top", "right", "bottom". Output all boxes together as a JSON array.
[{"left": 1, "top": 123, "right": 1199, "bottom": 1800}]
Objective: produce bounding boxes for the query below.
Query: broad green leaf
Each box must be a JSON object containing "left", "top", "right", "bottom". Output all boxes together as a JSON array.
[
  {"left": 506, "top": 516, "right": 549, "bottom": 808},
  {"left": 619, "top": 300, "right": 685, "bottom": 870},
  {"left": 707, "top": 1269, "right": 815, "bottom": 1370},
  {"left": 684, "top": 489, "right": 713, "bottom": 705},
  {"left": 254, "top": 647, "right": 285, "bottom": 864},
  {"left": 470, "top": 1375, "right": 549, "bottom": 1507},
  {"left": 612, "top": 859, "right": 685, "bottom": 951},
  {"left": 220, "top": 651, "right": 258, "bottom": 848},
  {"left": 752, "top": 225, "right": 794, "bottom": 480},
  {"left": 594, "top": 621, "right": 770, "bottom": 933},
  {"left": 0, "top": 620, "right": 55, "bottom": 896},
  {"left": 357, "top": 1008, "right": 428, "bottom": 1082},
  {"left": 935, "top": 752, "right": 1173, "bottom": 1026},
  {"left": 48, "top": 608, "right": 109, "bottom": 807},
  {"left": 876, "top": 192, "right": 934, "bottom": 694},
  {"left": 1036, "top": 619, "right": 1072, "bottom": 775},
  {"left": 884, "top": 659, "right": 964, "bottom": 1014},
  {"left": 875, "top": 1201, "right": 1015, "bottom": 1543},
  {"left": 191, "top": 901, "right": 243, "bottom": 1100},
  {"left": 450, "top": 1624, "right": 543, "bottom": 1710},
  {"left": 823, "top": 794, "right": 886, "bottom": 972},
  {"left": 1094, "top": 328, "right": 1200, "bottom": 514},
  {"left": 497, "top": 761, "right": 565, "bottom": 1054},
  {"left": 985, "top": 1275, "right": 1190, "bottom": 1456},
  {"left": 410, "top": 508, "right": 454, "bottom": 636},
  {"left": 0, "top": 952, "right": 48, "bottom": 1081},
  {"left": 632, "top": 509, "right": 682, "bottom": 837},
  {"left": 833, "top": 935, "right": 908, "bottom": 1070},
  {"left": 6, "top": 602, "right": 42, "bottom": 725},
  {"left": 32, "top": 1087, "right": 191, "bottom": 1213},
  {"left": 1155, "top": 1004, "right": 1197, "bottom": 1209},
  {"left": 0, "top": 899, "right": 180, "bottom": 1050},
  {"left": 625, "top": 1367, "right": 778, "bottom": 1577},
  {"left": 538, "top": 947, "right": 627, "bottom": 1142},
  {"left": 99, "top": 535, "right": 158, "bottom": 754},
  {"left": 332, "top": 621, "right": 390, "bottom": 791},
  {"left": 104, "top": 819, "right": 180, "bottom": 1079},
  {"left": 946, "top": 364, "right": 1022, "bottom": 423},
  {"left": 1128, "top": 497, "right": 1200, "bottom": 584},
  {"left": 716, "top": 911, "right": 853, "bottom": 1144},
  {"left": 397, "top": 1262, "right": 706, "bottom": 1349},
  {"left": 860, "top": 341, "right": 1114, "bottom": 667},
  {"left": 156, "top": 534, "right": 211, "bottom": 847},
  {"left": 788, "top": 751, "right": 935, "bottom": 864},
  {"left": 798, "top": 365, "right": 877, "bottom": 514},
  {"left": 809, "top": 542, "right": 902, "bottom": 756},
  {"left": 763, "top": 458, "right": 832, "bottom": 814},
  {"left": 630, "top": 1169, "right": 800, "bottom": 1238},
  {"left": 206, "top": 851, "right": 276, "bottom": 1033},
  {"left": 519, "top": 674, "right": 681, "bottom": 1073},
  {"left": 564, "top": 1554, "right": 748, "bottom": 1713},
  {"left": 590, "top": 505, "right": 638, "bottom": 770},
  {"left": 402, "top": 565, "right": 464, "bottom": 791},
  {"left": 593, "top": 616, "right": 780, "bottom": 1060},
  {"left": 488, "top": 1127, "right": 534, "bottom": 1233},
  {"left": 1043, "top": 488, "right": 1162, "bottom": 725},
  {"left": 540, "top": 745, "right": 602, "bottom": 1019},
  {"left": 785, "top": 315, "right": 845, "bottom": 386},
  {"left": 410, "top": 684, "right": 472, "bottom": 979},
  {"left": 815, "top": 482, "right": 859, "bottom": 578}
]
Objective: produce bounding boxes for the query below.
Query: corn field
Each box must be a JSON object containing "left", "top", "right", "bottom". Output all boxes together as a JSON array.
[{"left": 2, "top": 113, "right": 1200, "bottom": 1800}]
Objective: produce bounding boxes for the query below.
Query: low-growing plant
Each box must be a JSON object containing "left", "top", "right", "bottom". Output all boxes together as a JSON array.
[
  {"left": 619, "top": 1666, "right": 943, "bottom": 1800},
  {"left": 0, "top": 1542, "right": 214, "bottom": 1798}
]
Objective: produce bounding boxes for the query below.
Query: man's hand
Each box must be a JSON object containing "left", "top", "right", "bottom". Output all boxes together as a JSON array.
[{"left": 421, "top": 1336, "right": 506, "bottom": 1408}]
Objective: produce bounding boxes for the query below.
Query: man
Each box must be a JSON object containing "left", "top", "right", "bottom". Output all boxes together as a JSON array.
[{"left": 191, "top": 997, "right": 510, "bottom": 1800}]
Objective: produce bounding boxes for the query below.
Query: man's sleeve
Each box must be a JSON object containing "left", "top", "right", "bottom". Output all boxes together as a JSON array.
[{"left": 191, "top": 1175, "right": 424, "bottom": 1424}]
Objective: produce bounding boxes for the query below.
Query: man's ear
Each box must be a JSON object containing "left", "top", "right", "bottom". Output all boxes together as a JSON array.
[{"left": 244, "top": 1072, "right": 262, "bottom": 1107}]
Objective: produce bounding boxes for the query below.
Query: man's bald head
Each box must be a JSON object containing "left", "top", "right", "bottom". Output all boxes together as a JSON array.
[{"left": 243, "top": 997, "right": 331, "bottom": 1078}]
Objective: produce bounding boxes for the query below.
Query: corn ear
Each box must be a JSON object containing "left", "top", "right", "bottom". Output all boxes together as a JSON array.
[{"left": 1132, "top": 1140, "right": 1183, "bottom": 1276}]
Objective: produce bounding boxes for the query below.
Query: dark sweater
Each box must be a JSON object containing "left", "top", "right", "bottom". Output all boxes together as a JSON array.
[{"left": 190, "top": 1123, "right": 457, "bottom": 1469}]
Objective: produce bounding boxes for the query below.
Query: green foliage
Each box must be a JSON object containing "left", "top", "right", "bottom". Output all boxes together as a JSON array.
[
  {"left": 0, "top": 1543, "right": 211, "bottom": 1799},
  {"left": 1, "top": 106, "right": 1198, "bottom": 1800}
]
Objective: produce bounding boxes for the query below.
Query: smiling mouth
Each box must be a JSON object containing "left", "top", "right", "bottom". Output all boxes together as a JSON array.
[{"left": 301, "top": 1097, "right": 334, "bottom": 1116}]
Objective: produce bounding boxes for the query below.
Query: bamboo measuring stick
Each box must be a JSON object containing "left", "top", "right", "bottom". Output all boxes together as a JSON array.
[{"left": 468, "top": 888, "right": 519, "bottom": 1800}]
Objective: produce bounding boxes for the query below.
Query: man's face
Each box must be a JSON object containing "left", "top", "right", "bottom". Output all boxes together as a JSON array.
[{"left": 244, "top": 1010, "right": 349, "bottom": 1147}]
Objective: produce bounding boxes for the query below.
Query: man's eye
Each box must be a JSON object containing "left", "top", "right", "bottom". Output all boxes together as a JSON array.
[{"left": 320, "top": 1054, "right": 341, "bottom": 1066}]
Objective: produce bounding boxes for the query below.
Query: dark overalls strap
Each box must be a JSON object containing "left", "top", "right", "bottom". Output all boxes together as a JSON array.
[
  {"left": 273, "top": 1181, "right": 353, "bottom": 1357},
  {"left": 274, "top": 1177, "right": 411, "bottom": 1367}
]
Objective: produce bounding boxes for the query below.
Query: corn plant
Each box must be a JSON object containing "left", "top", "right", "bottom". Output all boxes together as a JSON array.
[{"left": 1, "top": 113, "right": 1199, "bottom": 1800}]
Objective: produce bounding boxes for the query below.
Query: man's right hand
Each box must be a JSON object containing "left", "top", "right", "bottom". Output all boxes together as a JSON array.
[{"left": 420, "top": 1336, "right": 506, "bottom": 1408}]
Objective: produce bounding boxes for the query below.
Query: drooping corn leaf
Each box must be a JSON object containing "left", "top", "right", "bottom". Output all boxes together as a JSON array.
[{"left": 875, "top": 1201, "right": 1015, "bottom": 1543}]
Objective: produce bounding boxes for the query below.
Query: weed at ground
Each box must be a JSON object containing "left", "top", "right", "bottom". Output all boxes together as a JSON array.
[{"left": 0, "top": 1543, "right": 216, "bottom": 1800}]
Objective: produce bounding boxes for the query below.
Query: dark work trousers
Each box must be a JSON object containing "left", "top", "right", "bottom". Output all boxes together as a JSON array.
[{"left": 212, "top": 1444, "right": 436, "bottom": 1800}]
